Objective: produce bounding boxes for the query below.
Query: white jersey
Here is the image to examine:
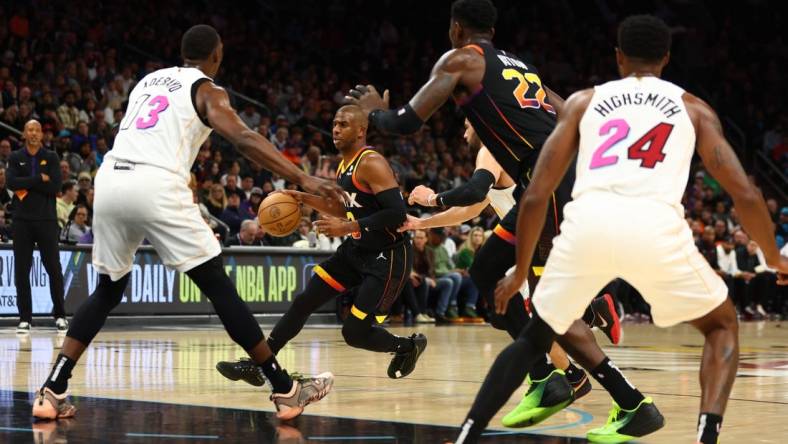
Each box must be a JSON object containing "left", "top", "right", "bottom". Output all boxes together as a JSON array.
[
  {"left": 488, "top": 185, "right": 516, "bottom": 218},
  {"left": 108, "top": 67, "right": 213, "bottom": 182},
  {"left": 575, "top": 76, "right": 695, "bottom": 211}
]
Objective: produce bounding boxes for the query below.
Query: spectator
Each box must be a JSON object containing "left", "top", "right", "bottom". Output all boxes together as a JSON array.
[
  {"left": 410, "top": 229, "right": 436, "bottom": 322},
  {"left": 239, "top": 104, "right": 261, "bottom": 130},
  {"left": 224, "top": 174, "right": 244, "bottom": 200},
  {"left": 220, "top": 193, "right": 250, "bottom": 236},
  {"left": 0, "top": 139, "right": 12, "bottom": 168},
  {"left": 75, "top": 171, "right": 92, "bottom": 205},
  {"left": 60, "top": 160, "right": 75, "bottom": 182},
  {"left": 56, "top": 180, "right": 78, "bottom": 228},
  {"left": 56, "top": 91, "right": 80, "bottom": 131},
  {"left": 454, "top": 226, "right": 484, "bottom": 318},
  {"left": 240, "top": 187, "right": 264, "bottom": 218},
  {"left": 225, "top": 219, "right": 266, "bottom": 247},
  {"left": 427, "top": 228, "right": 462, "bottom": 323},
  {"left": 713, "top": 219, "right": 728, "bottom": 242},
  {"left": 61, "top": 204, "right": 90, "bottom": 244},
  {"left": 240, "top": 175, "right": 254, "bottom": 200},
  {"left": 204, "top": 184, "right": 227, "bottom": 218},
  {"left": 0, "top": 167, "right": 13, "bottom": 209},
  {"left": 776, "top": 207, "right": 788, "bottom": 249},
  {"left": 696, "top": 226, "right": 719, "bottom": 270}
]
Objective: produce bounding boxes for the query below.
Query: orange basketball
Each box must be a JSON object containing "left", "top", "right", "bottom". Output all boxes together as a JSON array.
[{"left": 257, "top": 193, "right": 301, "bottom": 237}]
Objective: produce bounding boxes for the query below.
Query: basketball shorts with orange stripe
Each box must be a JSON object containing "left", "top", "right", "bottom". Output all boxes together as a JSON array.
[{"left": 314, "top": 240, "right": 413, "bottom": 322}]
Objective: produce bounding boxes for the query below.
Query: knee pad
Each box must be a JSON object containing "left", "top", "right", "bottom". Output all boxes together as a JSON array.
[{"left": 341, "top": 315, "right": 371, "bottom": 349}]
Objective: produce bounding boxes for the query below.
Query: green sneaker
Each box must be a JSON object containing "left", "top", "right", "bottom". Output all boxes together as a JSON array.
[
  {"left": 586, "top": 397, "right": 665, "bottom": 443},
  {"left": 501, "top": 369, "right": 574, "bottom": 428}
]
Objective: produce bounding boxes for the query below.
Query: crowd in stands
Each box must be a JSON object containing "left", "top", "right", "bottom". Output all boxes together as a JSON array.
[{"left": 0, "top": 1, "right": 785, "bottom": 321}]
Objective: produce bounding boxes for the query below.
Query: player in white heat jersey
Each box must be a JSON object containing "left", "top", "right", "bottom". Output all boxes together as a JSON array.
[
  {"left": 459, "top": 15, "right": 788, "bottom": 444},
  {"left": 33, "top": 25, "right": 343, "bottom": 422}
]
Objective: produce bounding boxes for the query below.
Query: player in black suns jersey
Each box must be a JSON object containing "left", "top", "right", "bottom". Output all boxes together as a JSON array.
[{"left": 216, "top": 105, "right": 426, "bottom": 384}]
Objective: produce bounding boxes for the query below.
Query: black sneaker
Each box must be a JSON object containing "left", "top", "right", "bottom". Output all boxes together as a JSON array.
[
  {"left": 591, "top": 293, "right": 623, "bottom": 345},
  {"left": 215, "top": 358, "right": 266, "bottom": 387},
  {"left": 566, "top": 368, "right": 592, "bottom": 400},
  {"left": 387, "top": 333, "right": 427, "bottom": 379},
  {"left": 586, "top": 397, "right": 665, "bottom": 442}
]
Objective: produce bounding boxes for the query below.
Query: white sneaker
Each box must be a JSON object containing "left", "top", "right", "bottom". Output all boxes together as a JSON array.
[
  {"left": 55, "top": 318, "right": 68, "bottom": 332},
  {"left": 16, "top": 322, "right": 31, "bottom": 334},
  {"left": 415, "top": 314, "right": 433, "bottom": 323}
]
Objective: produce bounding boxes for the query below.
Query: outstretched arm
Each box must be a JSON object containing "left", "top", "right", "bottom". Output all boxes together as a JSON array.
[
  {"left": 346, "top": 48, "right": 478, "bottom": 135},
  {"left": 400, "top": 200, "right": 490, "bottom": 231},
  {"left": 493, "top": 89, "right": 593, "bottom": 311},
  {"left": 199, "top": 82, "right": 344, "bottom": 202},
  {"left": 688, "top": 94, "right": 787, "bottom": 280}
]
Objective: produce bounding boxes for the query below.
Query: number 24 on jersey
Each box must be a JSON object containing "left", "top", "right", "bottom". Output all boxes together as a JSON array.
[{"left": 589, "top": 119, "right": 674, "bottom": 170}]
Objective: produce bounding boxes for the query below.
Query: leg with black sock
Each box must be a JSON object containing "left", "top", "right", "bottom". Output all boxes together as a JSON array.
[
  {"left": 45, "top": 273, "right": 131, "bottom": 395},
  {"left": 267, "top": 277, "right": 340, "bottom": 354},
  {"left": 457, "top": 313, "right": 556, "bottom": 443},
  {"left": 186, "top": 256, "right": 292, "bottom": 394},
  {"left": 690, "top": 299, "right": 739, "bottom": 444},
  {"left": 556, "top": 320, "right": 645, "bottom": 409}
]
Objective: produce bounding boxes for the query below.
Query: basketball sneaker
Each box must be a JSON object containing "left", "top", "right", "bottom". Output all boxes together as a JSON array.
[
  {"left": 566, "top": 367, "right": 592, "bottom": 400},
  {"left": 215, "top": 358, "right": 266, "bottom": 387},
  {"left": 55, "top": 318, "right": 68, "bottom": 333},
  {"left": 271, "top": 372, "right": 334, "bottom": 420},
  {"left": 591, "top": 294, "right": 623, "bottom": 345},
  {"left": 501, "top": 369, "right": 574, "bottom": 428},
  {"left": 586, "top": 397, "right": 664, "bottom": 443},
  {"left": 32, "top": 387, "right": 77, "bottom": 420},
  {"left": 16, "top": 321, "right": 31, "bottom": 334},
  {"left": 387, "top": 333, "right": 427, "bottom": 379}
]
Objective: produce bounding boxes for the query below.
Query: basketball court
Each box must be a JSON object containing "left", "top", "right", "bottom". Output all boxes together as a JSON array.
[{"left": 3, "top": 321, "right": 786, "bottom": 443}]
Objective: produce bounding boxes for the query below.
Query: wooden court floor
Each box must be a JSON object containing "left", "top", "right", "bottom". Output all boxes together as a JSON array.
[{"left": 2, "top": 321, "right": 787, "bottom": 442}]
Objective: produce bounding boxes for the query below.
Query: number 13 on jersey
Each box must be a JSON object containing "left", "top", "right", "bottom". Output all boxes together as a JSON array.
[{"left": 120, "top": 94, "right": 170, "bottom": 131}]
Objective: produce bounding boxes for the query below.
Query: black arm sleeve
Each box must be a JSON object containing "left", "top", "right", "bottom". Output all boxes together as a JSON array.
[
  {"left": 436, "top": 169, "right": 495, "bottom": 207},
  {"left": 357, "top": 187, "right": 407, "bottom": 232},
  {"left": 368, "top": 104, "right": 424, "bottom": 135}
]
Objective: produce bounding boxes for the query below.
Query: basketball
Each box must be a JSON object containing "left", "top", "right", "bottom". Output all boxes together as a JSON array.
[{"left": 258, "top": 193, "right": 301, "bottom": 237}]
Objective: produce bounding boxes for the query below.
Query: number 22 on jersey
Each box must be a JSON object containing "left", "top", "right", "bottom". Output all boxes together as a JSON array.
[
  {"left": 589, "top": 119, "right": 674, "bottom": 170},
  {"left": 120, "top": 94, "right": 170, "bottom": 131}
]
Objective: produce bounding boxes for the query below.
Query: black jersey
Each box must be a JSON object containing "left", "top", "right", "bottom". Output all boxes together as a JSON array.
[
  {"left": 458, "top": 42, "right": 557, "bottom": 183},
  {"left": 337, "top": 147, "right": 406, "bottom": 251}
]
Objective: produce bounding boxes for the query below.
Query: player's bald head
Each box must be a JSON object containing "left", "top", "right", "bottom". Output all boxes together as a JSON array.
[{"left": 336, "top": 105, "right": 367, "bottom": 129}]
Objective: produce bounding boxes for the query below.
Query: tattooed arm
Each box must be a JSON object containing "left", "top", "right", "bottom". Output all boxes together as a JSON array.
[{"left": 686, "top": 93, "right": 784, "bottom": 269}]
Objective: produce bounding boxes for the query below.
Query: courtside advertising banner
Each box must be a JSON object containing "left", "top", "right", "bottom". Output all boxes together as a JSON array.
[{"left": 0, "top": 246, "right": 333, "bottom": 316}]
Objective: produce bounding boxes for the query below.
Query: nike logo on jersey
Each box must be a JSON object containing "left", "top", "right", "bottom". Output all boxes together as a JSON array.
[
  {"left": 345, "top": 192, "right": 363, "bottom": 208},
  {"left": 376, "top": 253, "right": 386, "bottom": 261}
]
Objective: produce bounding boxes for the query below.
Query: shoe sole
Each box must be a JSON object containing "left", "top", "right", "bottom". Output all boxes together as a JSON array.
[
  {"left": 502, "top": 397, "right": 574, "bottom": 428},
  {"left": 215, "top": 363, "right": 265, "bottom": 387}
]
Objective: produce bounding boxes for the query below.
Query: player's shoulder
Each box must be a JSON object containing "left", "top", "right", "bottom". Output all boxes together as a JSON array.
[
  {"left": 680, "top": 92, "right": 717, "bottom": 127},
  {"left": 434, "top": 46, "right": 483, "bottom": 73},
  {"left": 563, "top": 88, "right": 595, "bottom": 116}
]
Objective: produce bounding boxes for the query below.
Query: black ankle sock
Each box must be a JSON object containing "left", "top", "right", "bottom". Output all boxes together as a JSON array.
[
  {"left": 590, "top": 358, "right": 644, "bottom": 410},
  {"left": 530, "top": 354, "right": 556, "bottom": 381},
  {"left": 564, "top": 362, "right": 585, "bottom": 385},
  {"left": 394, "top": 336, "right": 414, "bottom": 353},
  {"left": 697, "top": 413, "right": 722, "bottom": 444},
  {"left": 259, "top": 355, "right": 293, "bottom": 394},
  {"left": 45, "top": 354, "right": 76, "bottom": 395}
]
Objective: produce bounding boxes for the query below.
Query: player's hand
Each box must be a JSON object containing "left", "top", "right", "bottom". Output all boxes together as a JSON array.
[
  {"left": 300, "top": 175, "right": 347, "bottom": 204},
  {"left": 397, "top": 214, "right": 422, "bottom": 232},
  {"left": 408, "top": 185, "right": 436, "bottom": 206},
  {"left": 272, "top": 189, "right": 305, "bottom": 203},
  {"left": 494, "top": 271, "right": 526, "bottom": 314},
  {"left": 345, "top": 84, "right": 389, "bottom": 115},
  {"left": 771, "top": 256, "right": 788, "bottom": 285},
  {"left": 40, "top": 173, "right": 50, "bottom": 182},
  {"left": 313, "top": 215, "right": 354, "bottom": 237}
]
